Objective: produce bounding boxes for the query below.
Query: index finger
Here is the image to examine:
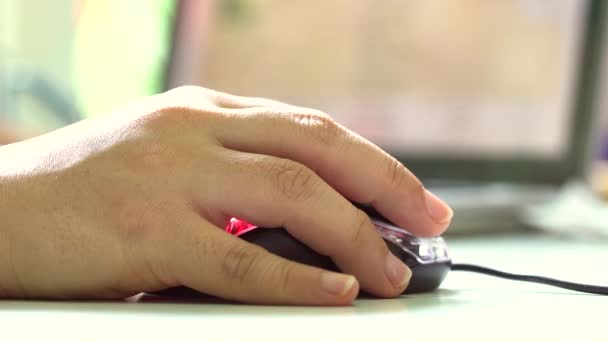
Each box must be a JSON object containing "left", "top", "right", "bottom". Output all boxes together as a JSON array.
[{"left": 212, "top": 106, "right": 453, "bottom": 237}]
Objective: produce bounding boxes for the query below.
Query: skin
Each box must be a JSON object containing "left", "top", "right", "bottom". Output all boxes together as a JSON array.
[
  {"left": 0, "top": 125, "right": 19, "bottom": 146},
  {"left": 0, "top": 86, "right": 452, "bottom": 306}
]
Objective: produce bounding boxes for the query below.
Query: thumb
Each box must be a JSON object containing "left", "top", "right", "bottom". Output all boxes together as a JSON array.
[{"left": 162, "top": 217, "right": 359, "bottom": 306}]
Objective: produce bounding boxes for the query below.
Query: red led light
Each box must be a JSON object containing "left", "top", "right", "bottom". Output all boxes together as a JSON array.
[{"left": 225, "top": 218, "right": 257, "bottom": 236}]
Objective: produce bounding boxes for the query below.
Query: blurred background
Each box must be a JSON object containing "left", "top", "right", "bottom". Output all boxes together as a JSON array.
[
  {"left": 180, "top": 0, "right": 581, "bottom": 158},
  {"left": 1, "top": 0, "right": 607, "bottom": 235}
]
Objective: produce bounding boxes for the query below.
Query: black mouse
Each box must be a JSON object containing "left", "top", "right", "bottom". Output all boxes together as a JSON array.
[{"left": 152, "top": 205, "right": 451, "bottom": 299}]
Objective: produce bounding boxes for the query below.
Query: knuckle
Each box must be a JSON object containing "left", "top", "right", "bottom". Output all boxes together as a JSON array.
[
  {"left": 273, "top": 262, "right": 297, "bottom": 298},
  {"left": 387, "top": 158, "right": 409, "bottom": 189},
  {"left": 272, "top": 160, "right": 320, "bottom": 202},
  {"left": 135, "top": 100, "right": 218, "bottom": 132},
  {"left": 135, "top": 107, "right": 194, "bottom": 132},
  {"left": 351, "top": 209, "right": 372, "bottom": 246},
  {"left": 292, "top": 112, "right": 343, "bottom": 146},
  {"left": 220, "top": 244, "right": 262, "bottom": 285}
]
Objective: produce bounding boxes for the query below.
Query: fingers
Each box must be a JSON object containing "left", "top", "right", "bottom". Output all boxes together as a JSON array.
[
  {"left": 212, "top": 107, "right": 453, "bottom": 237},
  {"left": 198, "top": 150, "right": 412, "bottom": 298},
  {"left": 163, "top": 214, "right": 359, "bottom": 305}
]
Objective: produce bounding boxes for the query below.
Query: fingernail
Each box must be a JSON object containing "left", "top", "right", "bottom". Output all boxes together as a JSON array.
[
  {"left": 385, "top": 252, "right": 412, "bottom": 289},
  {"left": 424, "top": 189, "right": 454, "bottom": 224},
  {"left": 321, "top": 272, "right": 356, "bottom": 296}
]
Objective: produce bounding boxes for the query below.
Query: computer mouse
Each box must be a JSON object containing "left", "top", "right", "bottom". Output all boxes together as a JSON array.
[{"left": 152, "top": 205, "right": 451, "bottom": 299}]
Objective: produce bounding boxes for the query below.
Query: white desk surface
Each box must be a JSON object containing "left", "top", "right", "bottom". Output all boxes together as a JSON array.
[{"left": 1, "top": 232, "right": 606, "bottom": 342}]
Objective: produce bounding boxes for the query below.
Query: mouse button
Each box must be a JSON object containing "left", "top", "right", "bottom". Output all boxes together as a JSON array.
[
  {"left": 373, "top": 220, "right": 450, "bottom": 264},
  {"left": 413, "top": 237, "right": 450, "bottom": 263},
  {"left": 386, "top": 242, "right": 419, "bottom": 268}
]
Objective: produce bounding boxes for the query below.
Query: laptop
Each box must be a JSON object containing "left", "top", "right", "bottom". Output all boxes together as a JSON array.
[{"left": 163, "top": 0, "right": 608, "bottom": 235}]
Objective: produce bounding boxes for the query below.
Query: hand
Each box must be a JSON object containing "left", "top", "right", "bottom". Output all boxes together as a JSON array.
[{"left": 0, "top": 86, "right": 452, "bottom": 305}]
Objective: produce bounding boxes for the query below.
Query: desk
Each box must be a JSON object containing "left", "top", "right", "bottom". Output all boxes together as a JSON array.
[{"left": 1, "top": 233, "right": 606, "bottom": 341}]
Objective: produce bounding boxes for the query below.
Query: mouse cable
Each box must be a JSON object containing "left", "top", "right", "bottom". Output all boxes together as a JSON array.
[{"left": 450, "top": 263, "right": 608, "bottom": 295}]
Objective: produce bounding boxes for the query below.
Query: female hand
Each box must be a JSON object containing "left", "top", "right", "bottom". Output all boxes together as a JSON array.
[{"left": 0, "top": 86, "right": 452, "bottom": 305}]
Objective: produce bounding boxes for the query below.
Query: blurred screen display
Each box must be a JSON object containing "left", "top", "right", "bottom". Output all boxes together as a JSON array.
[{"left": 184, "top": 0, "right": 586, "bottom": 158}]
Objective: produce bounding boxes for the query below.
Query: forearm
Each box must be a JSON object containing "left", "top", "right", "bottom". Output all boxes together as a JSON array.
[
  {"left": 0, "top": 144, "right": 30, "bottom": 297},
  {"left": 0, "top": 175, "right": 16, "bottom": 297}
]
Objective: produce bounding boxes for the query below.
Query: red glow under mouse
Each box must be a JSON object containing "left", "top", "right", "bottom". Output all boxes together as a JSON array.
[{"left": 225, "top": 218, "right": 257, "bottom": 237}]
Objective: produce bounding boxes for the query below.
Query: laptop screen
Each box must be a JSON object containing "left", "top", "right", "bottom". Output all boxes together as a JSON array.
[
  {"left": 168, "top": 0, "right": 601, "bottom": 181},
  {"left": 169, "top": 0, "right": 587, "bottom": 161}
]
